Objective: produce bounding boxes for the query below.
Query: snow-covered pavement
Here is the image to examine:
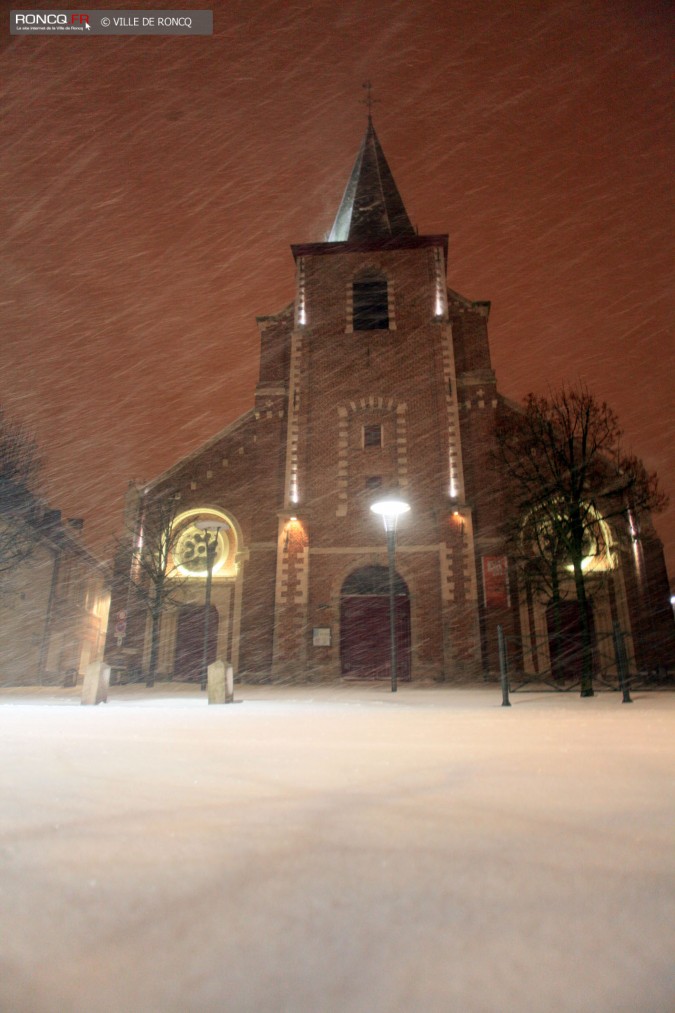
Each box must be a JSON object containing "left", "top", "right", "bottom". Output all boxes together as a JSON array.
[{"left": 0, "top": 683, "right": 673, "bottom": 1012}]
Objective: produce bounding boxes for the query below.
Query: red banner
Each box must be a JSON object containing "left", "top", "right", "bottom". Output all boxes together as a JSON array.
[{"left": 482, "top": 556, "right": 510, "bottom": 608}]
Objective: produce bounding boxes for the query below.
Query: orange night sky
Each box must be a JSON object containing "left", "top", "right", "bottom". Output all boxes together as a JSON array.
[{"left": 3, "top": 0, "right": 673, "bottom": 573}]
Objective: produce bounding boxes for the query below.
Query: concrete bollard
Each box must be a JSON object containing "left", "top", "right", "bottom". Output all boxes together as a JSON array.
[
  {"left": 81, "top": 662, "right": 111, "bottom": 705},
  {"left": 207, "top": 659, "right": 226, "bottom": 705}
]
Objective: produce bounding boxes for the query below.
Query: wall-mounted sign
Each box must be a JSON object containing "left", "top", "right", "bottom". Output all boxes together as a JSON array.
[{"left": 312, "top": 627, "right": 331, "bottom": 647}]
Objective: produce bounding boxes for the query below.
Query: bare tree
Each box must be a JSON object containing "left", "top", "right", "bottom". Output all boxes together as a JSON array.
[
  {"left": 496, "top": 385, "right": 667, "bottom": 696},
  {"left": 0, "top": 405, "right": 43, "bottom": 584},
  {"left": 120, "top": 491, "right": 189, "bottom": 687}
]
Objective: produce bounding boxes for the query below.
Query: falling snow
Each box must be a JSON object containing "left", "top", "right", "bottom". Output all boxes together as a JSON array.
[
  {"left": 2, "top": 6, "right": 674, "bottom": 1009},
  {"left": 1, "top": 0, "right": 673, "bottom": 571}
]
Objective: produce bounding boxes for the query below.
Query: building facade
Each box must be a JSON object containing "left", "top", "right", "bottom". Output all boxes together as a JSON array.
[
  {"left": 107, "top": 120, "right": 674, "bottom": 685},
  {"left": 0, "top": 510, "right": 110, "bottom": 686}
]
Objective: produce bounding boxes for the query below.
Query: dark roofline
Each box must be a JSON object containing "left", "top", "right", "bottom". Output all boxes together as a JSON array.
[
  {"left": 143, "top": 409, "right": 257, "bottom": 493},
  {"left": 292, "top": 234, "right": 449, "bottom": 262}
]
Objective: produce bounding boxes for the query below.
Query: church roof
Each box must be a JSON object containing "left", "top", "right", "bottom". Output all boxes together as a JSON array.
[{"left": 328, "top": 118, "right": 416, "bottom": 242}]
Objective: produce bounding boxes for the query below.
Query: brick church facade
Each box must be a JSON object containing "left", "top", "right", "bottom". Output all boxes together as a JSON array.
[{"left": 106, "top": 119, "right": 674, "bottom": 684}]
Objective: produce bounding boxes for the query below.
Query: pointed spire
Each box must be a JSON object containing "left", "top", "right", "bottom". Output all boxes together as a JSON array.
[{"left": 328, "top": 118, "right": 415, "bottom": 242}]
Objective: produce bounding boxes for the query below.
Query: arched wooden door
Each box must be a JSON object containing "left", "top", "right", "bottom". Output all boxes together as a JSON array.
[
  {"left": 340, "top": 566, "right": 411, "bottom": 680},
  {"left": 174, "top": 604, "right": 219, "bottom": 682}
]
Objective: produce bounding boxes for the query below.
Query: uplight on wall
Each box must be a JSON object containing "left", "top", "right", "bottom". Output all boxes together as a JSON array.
[{"left": 433, "top": 247, "right": 446, "bottom": 318}]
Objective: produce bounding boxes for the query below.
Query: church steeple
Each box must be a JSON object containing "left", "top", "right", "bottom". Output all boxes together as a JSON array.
[{"left": 328, "top": 117, "right": 415, "bottom": 242}]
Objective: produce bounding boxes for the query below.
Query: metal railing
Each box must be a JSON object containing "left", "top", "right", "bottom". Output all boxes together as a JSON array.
[{"left": 496, "top": 622, "right": 672, "bottom": 701}]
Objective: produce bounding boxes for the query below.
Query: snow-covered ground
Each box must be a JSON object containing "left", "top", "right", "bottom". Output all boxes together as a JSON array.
[{"left": 1, "top": 683, "right": 673, "bottom": 1013}]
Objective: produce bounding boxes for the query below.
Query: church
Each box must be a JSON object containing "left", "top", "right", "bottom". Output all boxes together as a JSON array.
[{"left": 106, "top": 118, "right": 674, "bottom": 686}]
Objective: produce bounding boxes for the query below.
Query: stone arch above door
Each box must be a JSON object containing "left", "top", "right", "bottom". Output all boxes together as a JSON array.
[{"left": 160, "top": 506, "right": 245, "bottom": 677}]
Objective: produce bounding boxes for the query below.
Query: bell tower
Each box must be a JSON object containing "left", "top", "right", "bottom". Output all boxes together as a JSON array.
[{"left": 271, "top": 115, "right": 483, "bottom": 681}]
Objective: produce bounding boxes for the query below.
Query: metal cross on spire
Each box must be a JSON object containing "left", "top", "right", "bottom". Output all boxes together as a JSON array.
[{"left": 362, "top": 80, "right": 380, "bottom": 118}]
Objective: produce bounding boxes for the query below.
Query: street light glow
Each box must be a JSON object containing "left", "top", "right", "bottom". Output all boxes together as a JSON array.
[{"left": 370, "top": 497, "right": 410, "bottom": 532}]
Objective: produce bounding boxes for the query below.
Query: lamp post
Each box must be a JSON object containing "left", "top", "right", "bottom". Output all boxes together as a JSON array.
[
  {"left": 370, "top": 495, "right": 410, "bottom": 692},
  {"left": 194, "top": 521, "right": 227, "bottom": 691}
]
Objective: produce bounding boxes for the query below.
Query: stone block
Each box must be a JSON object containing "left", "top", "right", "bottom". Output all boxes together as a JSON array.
[
  {"left": 207, "top": 659, "right": 226, "bottom": 704},
  {"left": 81, "top": 662, "right": 111, "bottom": 705}
]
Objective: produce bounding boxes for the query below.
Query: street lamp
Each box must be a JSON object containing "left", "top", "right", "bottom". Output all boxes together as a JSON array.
[
  {"left": 370, "top": 495, "right": 410, "bottom": 692},
  {"left": 194, "top": 520, "right": 228, "bottom": 691}
]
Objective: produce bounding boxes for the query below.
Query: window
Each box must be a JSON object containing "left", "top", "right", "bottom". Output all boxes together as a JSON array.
[
  {"left": 365, "top": 476, "right": 382, "bottom": 490},
  {"left": 363, "top": 424, "right": 382, "bottom": 448},
  {"left": 353, "top": 278, "right": 389, "bottom": 330}
]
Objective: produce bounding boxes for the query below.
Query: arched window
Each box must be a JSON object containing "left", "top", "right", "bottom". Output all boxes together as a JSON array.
[
  {"left": 352, "top": 275, "right": 389, "bottom": 330},
  {"left": 171, "top": 508, "right": 239, "bottom": 579}
]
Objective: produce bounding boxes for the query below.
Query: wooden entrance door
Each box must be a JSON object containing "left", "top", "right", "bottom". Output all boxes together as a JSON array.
[
  {"left": 340, "top": 595, "right": 411, "bottom": 680},
  {"left": 174, "top": 604, "right": 219, "bottom": 682}
]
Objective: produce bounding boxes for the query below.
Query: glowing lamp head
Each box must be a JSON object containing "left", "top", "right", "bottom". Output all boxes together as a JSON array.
[{"left": 370, "top": 496, "right": 411, "bottom": 532}]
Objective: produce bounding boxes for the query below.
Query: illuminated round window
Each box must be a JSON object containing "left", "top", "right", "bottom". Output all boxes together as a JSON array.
[
  {"left": 170, "top": 509, "right": 239, "bottom": 579},
  {"left": 174, "top": 524, "right": 229, "bottom": 576},
  {"left": 521, "top": 500, "right": 616, "bottom": 575}
]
